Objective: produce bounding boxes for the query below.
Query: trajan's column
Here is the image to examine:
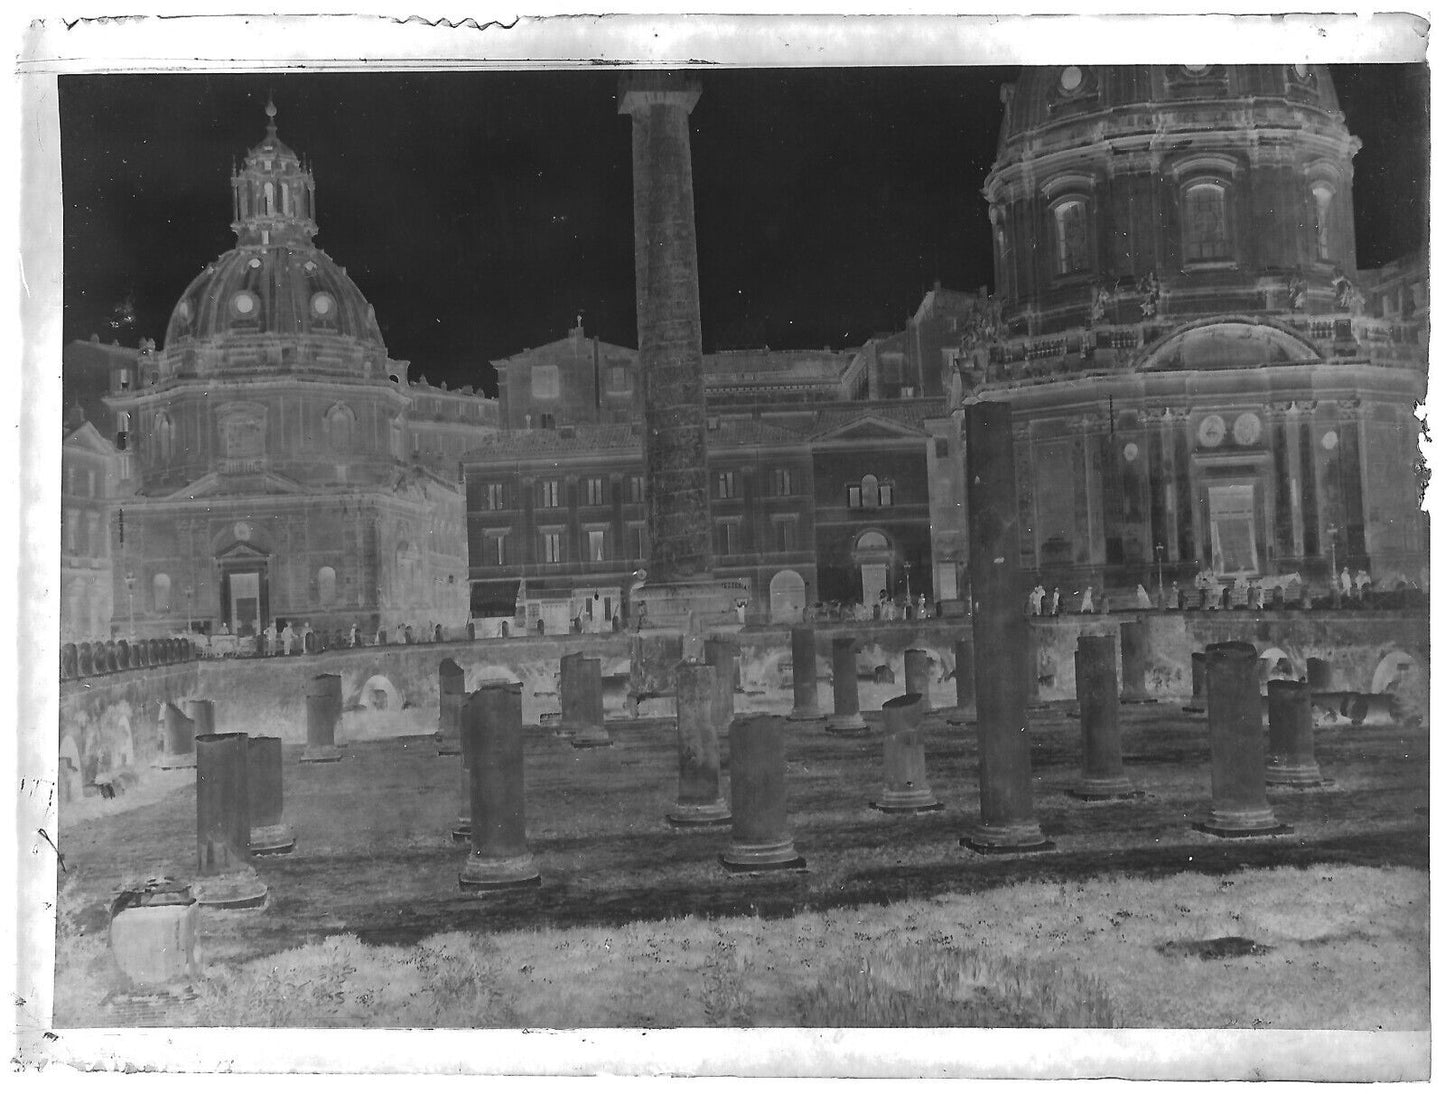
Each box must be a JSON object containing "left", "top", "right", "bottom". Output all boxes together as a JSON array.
[{"left": 619, "top": 72, "right": 739, "bottom": 631}]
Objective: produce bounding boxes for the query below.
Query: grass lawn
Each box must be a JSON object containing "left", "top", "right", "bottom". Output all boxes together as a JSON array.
[{"left": 53, "top": 700, "right": 1429, "bottom": 1031}]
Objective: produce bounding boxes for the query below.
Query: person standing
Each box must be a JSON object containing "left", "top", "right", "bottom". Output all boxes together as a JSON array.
[
  {"left": 1049, "top": 587, "right": 1060, "bottom": 616},
  {"left": 1080, "top": 586, "right": 1095, "bottom": 614}
]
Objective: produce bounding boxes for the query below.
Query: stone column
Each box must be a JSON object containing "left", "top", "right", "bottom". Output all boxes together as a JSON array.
[
  {"left": 451, "top": 714, "right": 473, "bottom": 844},
  {"left": 1195, "top": 642, "right": 1291, "bottom": 837},
  {"left": 1119, "top": 620, "right": 1154, "bottom": 703},
  {"left": 1265, "top": 679, "right": 1325, "bottom": 786},
  {"left": 1306, "top": 657, "right": 1333, "bottom": 691},
  {"left": 962, "top": 399, "right": 1049, "bottom": 853},
  {"left": 871, "top": 692, "right": 941, "bottom": 813},
  {"left": 187, "top": 698, "right": 215, "bottom": 737},
  {"left": 1070, "top": 636, "right": 1137, "bottom": 800},
  {"left": 300, "top": 674, "right": 343, "bottom": 764},
  {"left": 787, "top": 625, "right": 823, "bottom": 722},
  {"left": 826, "top": 637, "right": 869, "bottom": 736},
  {"left": 194, "top": 732, "right": 266, "bottom": 909},
  {"left": 435, "top": 657, "right": 466, "bottom": 757},
  {"left": 568, "top": 656, "right": 611, "bottom": 749},
  {"left": 703, "top": 636, "right": 737, "bottom": 733},
  {"left": 1183, "top": 651, "right": 1207, "bottom": 713},
  {"left": 903, "top": 648, "right": 932, "bottom": 712},
  {"left": 946, "top": 638, "right": 977, "bottom": 726},
  {"left": 159, "top": 702, "right": 196, "bottom": 770},
  {"left": 667, "top": 660, "right": 730, "bottom": 827},
  {"left": 720, "top": 715, "right": 806, "bottom": 873},
  {"left": 460, "top": 682, "right": 541, "bottom": 892},
  {"left": 247, "top": 736, "right": 295, "bottom": 855},
  {"left": 620, "top": 72, "right": 709, "bottom": 584}
]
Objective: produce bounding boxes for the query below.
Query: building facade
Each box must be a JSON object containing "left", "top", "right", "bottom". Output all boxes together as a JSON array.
[{"left": 98, "top": 103, "right": 490, "bottom": 639}]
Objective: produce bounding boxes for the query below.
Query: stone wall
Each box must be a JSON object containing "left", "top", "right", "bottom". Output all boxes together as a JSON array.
[{"left": 58, "top": 610, "right": 1428, "bottom": 797}]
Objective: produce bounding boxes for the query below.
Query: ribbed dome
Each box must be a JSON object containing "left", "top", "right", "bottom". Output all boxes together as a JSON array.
[
  {"left": 997, "top": 64, "right": 1344, "bottom": 153},
  {"left": 164, "top": 244, "right": 385, "bottom": 352}
]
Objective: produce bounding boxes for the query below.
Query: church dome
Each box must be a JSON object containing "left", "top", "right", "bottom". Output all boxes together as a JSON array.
[
  {"left": 995, "top": 64, "right": 1345, "bottom": 154},
  {"left": 160, "top": 100, "right": 390, "bottom": 379}
]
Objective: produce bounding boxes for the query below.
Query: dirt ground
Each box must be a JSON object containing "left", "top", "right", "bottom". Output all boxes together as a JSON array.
[{"left": 52, "top": 698, "right": 1429, "bottom": 1030}]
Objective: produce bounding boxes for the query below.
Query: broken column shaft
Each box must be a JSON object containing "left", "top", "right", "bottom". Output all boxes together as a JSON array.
[
  {"left": 1195, "top": 641, "right": 1290, "bottom": 837},
  {"left": 1071, "top": 635, "right": 1137, "bottom": 800},
  {"left": 903, "top": 649, "right": 932, "bottom": 712},
  {"left": 436, "top": 657, "right": 466, "bottom": 756},
  {"left": 159, "top": 702, "right": 197, "bottom": 769},
  {"left": 1265, "top": 678, "right": 1325, "bottom": 787},
  {"left": 459, "top": 682, "right": 540, "bottom": 891},
  {"left": 301, "top": 674, "right": 343, "bottom": 764},
  {"left": 720, "top": 715, "right": 806, "bottom": 872},
  {"left": 564, "top": 654, "right": 611, "bottom": 748},
  {"left": 826, "top": 636, "right": 869, "bottom": 736},
  {"left": 1118, "top": 620, "right": 1154, "bottom": 703},
  {"left": 946, "top": 638, "right": 977, "bottom": 726},
  {"left": 871, "top": 692, "right": 941, "bottom": 813},
  {"left": 247, "top": 736, "right": 295, "bottom": 855},
  {"left": 787, "top": 625, "right": 824, "bottom": 722},
  {"left": 961, "top": 399, "right": 1049, "bottom": 853},
  {"left": 1183, "top": 651, "right": 1207, "bottom": 713},
  {"left": 667, "top": 660, "right": 730, "bottom": 826},
  {"left": 194, "top": 732, "right": 266, "bottom": 908}
]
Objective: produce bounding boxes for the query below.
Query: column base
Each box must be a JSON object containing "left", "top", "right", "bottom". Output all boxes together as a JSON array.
[
  {"left": 1069, "top": 779, "right": 1143, "bottom": 801},
  {"left": 787, "top": 707, "right": 824, "bottom": 722},
  {"left": 249, "top": 823, "right": 296, "bottom": 856},
  {"left": 299, "top": 746, "right": 342, "bottom": 764},
  {"left": 436, "top": 740, "right": 462, "bottom": 757},
  {"left": 156, "top": 754, "right": 196, "bottom": 770},
  {"left": 1193, "top": 805, "right": 1291, "bottom": 837},
  {"left": 570, "top": 727, "right": 613, "bottom": 749},
  {"left": 944, "top": 708, "right": 976, "bottom": 726},
  {"left": 666, "top": 800, "right": 732, "bottom": 827},
  {"left": 1265, "top": 763, "right": 1326, "bottom": 787},
  {"left": 1182, "top": 703, "right": 1206, "bottom": 714},
  {"left": 451, "top": 821, "right": 471, "bottom": 844},
  {"left": 870, "top": 795, "right": 944, "bottom": 814},
  {"left": 825, "top": 712, "right": 869, "bottom": 736},
  {"left": 961, "top": 821, "right": 1053, "bottom": 854},
  {"left": 1121, "top": 696, "right": 1158, "bottom": 705},
  {"left": 719, "top": 837, "right": 806, "bottom": 873},
  {"left": 459, "top": 853, "right": 541, "bottom": 892},
  {"left": 191, "top": 870, "right": 268, "bottom": 910}
]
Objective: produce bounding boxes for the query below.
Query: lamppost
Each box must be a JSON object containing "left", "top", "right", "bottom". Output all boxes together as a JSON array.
[
  {"left": 1154, "top": 542, "right": 1165, "bottom": 606},
  {"left": 124, "top": 570, "right": 135, "bottom": 637},
  {"left": 903, "top": 562, "right": 912, "bottom": 606},
  {"left": 184, "top": 584, "right": 193, "bottom": 634}
]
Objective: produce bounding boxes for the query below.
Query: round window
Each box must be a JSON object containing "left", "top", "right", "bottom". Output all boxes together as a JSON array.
[
  {"left": 1321, "top": 430, "right": 1339, "bottom": 451},
  {"left": 1123, "top": 442, "right": 1139, "bottom": 462},
  {"left": 1293, "top": 63, "right": 1310, "bottom": 79},
  {"left": 312, "top": 292, "right": 335, "bottom": 318},
  {"left": 232, "top": 291, "right": 256, "bottom": 316},
  {"left": 175, "top": 300, "right": 191, "bottom": 321},
  {"left": 1059, "top": 66, "right": 1083, "bottom": 92},
  {"left": 247, "top": 257, "right": 262, "bottom": 269},
  {"left": 1184, "top": 63, "right": 1211, "bottom": 75}
]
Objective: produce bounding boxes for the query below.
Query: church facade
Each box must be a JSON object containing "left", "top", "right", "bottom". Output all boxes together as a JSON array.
[
  {"left": 923, "top": 64, "right": 1427, "bottom": 604},
  {"left": 98, "top": 104, "right": 493, "bottom": 639}
]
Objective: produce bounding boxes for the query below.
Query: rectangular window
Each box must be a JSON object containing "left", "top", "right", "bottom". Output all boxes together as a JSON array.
[
  {"left": 775, "top": 520, "right": 795, "bottom": 553},
  {"left": 486, "top": 482, "right": 506, "bottom": 510},
  {"left": 631, "top": 525, "right": 647, "bottom": 559},
  {"left": 717, "top": 471, "right": 736, "bottom": 499},
  {"left": 773, "top": 468, "right": 792, "bottom": 496},
  {"left": 1184, "top": 183, "right": 1229, "bottom": 262},
  {"left": 489, "top": 535, "right": 506, "bottom": 566},
  {"left": 717, "top": 522, "right": 736, "bottom": 556},
  {"left": 608, "top": 365, "right": 631, "bottom": 391},
  {"left": 588, "top": 529, "right": 607, "bottom": 562},
  {"left": 539, "top": 480, "right": 561, "bottom": 508},
  {"left": 543, "top": 531, "right": 563, "bottom": 563},
  {"left": 531, "top": 364, "right": 560, "bottom": 399},
  {"left": 586, "top": 477, "right": 605, "bottom": 506},
  {"left": 934, "top": 438, "right": 950, "bottom": 459},
  {"left": 64, "top": 512, "right": 77, "bottom": 554},
  {"left": 629, "top": 476, "right": 646, "bottom": 504},
  {"left": 85, "top": 513, "right": 98, "bottom": 556},
  {"left": 847, "top": 484, "right": 862, "bottom": 508},
  {"left": 879, "top": 482, "right": 894, "bottom": 507}
]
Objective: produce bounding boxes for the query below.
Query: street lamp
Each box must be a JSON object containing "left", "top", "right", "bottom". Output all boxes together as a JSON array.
[
  {"left": 124, "top": 570, "right": 135, "bottom": 637},
  {"left": 903, "top": 562, "right": 912, "bottom": 606},
  {"left": 1326, "top": 523, "right": 1340, "bottom": 594},
  {"left": 1154, "top": 542, "right": 1165, "bottom": 606},
  {"left": 184, "top": 584, "right": 193, "bottom": 634}
]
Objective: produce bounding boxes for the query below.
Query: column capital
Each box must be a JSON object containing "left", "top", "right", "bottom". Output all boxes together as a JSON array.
[{"left": 618, "top": 73, "right": 702, "bottom": 116}]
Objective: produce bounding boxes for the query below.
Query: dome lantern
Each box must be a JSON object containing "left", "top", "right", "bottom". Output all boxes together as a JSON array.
[{"left": 230, "top": 98, "right": 318, "bottom": 248}]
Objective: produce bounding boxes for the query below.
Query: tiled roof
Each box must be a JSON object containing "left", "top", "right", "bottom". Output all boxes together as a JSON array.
[{"left": 460, "top": 423, "right": 641, "bottom": 460}]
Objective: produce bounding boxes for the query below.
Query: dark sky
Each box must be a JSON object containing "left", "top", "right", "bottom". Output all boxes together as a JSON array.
[{"left": 60, "top": 66, "right": 1427, "bottom": 396}]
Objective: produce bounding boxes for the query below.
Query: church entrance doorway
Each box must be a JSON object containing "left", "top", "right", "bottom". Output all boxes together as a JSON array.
[
  {"left": 217, "top": 541, "right": 271, "bottom": 637},
  {"left": 768, "top": 570, "right": 806, "bottom": 624},
  {"left": 853, "top": 529, "right": 895, "bottom": 608}
]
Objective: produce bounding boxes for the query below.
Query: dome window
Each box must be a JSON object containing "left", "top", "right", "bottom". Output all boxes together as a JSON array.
[
  {"left": 1182, "top": 181, "right": 1232, "bottom": 264},
  {"left": 247, "top": 257, "right": 262, "bottom": 270},
  {"left": 1183, "top": 64, "right": 1211, "bottom": 75},
  {"left": 1310, "top": 181, "right": 1335, "bottom": 261},
  {"left": 1059, "top": 66, "right": 1083, "bottom": 92},
  {"left": 231, "top": 290, "right": 258, "bottom": 318},
  {"left": 176, "top": 300, "right": 191, "bottom": 321},
  {"left": 1293, "top": 63, "right": 1310, "bottom": 79},
  {"left": 311, "top": 291, "right": 336, "bottom": 319},
  {"left": 1051, "top": 198, "right": 1092, "bottom": 277}
]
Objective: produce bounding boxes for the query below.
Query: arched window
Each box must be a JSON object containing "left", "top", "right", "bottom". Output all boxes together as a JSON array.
[
  {"left": 861, "top": 474, "right": 880, "bottom": 508},
  {"left": 1311, "top": 182, "right": 1335, "bottom": 261},
  {"left": 317, "top": 566, "right": 337, "bottom": 606},
  {"left": 1183, "top": 182, "right": 1230, "bottom": 262},
  {"left": 856, "top": 530, "right": 889, "bottom": 551},
  {"left": 280, "top": 182, "right": 290, "bottom": 215},
  {"left": 1052, "top": 199, "right": 1090, "bottom": 276},
  {"left": 325, "top": 404, "right": 354, "bottom": 453},
  {"left": 263, "top": 181, "right": 274, "bottom": 215},
  {"left": 152, "top": 573, "right": 171, "bottom": 613}
]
